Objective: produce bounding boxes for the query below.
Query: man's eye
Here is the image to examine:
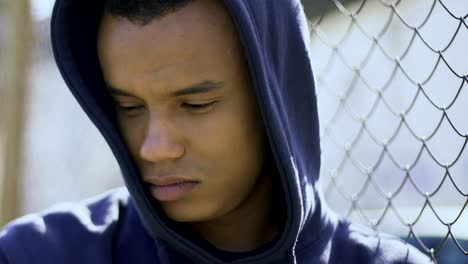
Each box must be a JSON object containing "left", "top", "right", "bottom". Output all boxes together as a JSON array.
[
  {"left": 182, "top": 101, "right": 217, "bottom": 113},
  {"left": 116, "top": 105, "right": 145, "bottom": 115}
]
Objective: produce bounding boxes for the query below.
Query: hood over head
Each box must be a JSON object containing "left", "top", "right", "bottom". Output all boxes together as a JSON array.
[{"left": 51, "top": 0, "right": 333, "bottom": 262}]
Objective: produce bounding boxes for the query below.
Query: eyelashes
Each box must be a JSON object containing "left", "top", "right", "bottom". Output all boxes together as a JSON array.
[
  {"left": 117, "top": 105, "right": 144, "bottom": 111},
  {"left": 116, "top": 105, "right": 145, "bottom": 116},
  {"left": 182, "top": 101, "right": 217, "bottom": 111},
  {"left": 115, "top": 101, "right": 218, "bottom": 116}
]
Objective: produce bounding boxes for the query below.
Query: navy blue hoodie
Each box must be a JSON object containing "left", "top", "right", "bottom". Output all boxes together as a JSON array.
[{"left": 0, "top": 0, "right": 432, "bottom": 263}]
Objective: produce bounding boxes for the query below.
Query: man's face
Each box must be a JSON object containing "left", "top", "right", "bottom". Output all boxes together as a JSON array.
[{"left": 97, "top": 0, "right": 267, "bottom": 222}]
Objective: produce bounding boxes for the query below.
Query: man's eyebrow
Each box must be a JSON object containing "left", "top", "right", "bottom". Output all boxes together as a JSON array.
[
  {"left": 171, "top": 81, "right": 224, "bottom": 97},
  {"left": 108, "top": 86, "right": 137, "bottom": 97}
]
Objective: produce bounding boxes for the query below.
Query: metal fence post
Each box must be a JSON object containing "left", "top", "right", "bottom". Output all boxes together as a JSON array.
[{"left": 0, "top": 0, "right": 31, "bottom": 226}]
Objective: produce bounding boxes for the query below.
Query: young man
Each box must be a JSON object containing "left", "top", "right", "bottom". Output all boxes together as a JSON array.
[{"left": 0, "top": 0, "right": 431, "bottom": 263}]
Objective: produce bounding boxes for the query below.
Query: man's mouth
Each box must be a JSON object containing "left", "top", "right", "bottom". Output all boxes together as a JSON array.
[{"left": 147, "top": 178, "right": 200, "bottom": 202}]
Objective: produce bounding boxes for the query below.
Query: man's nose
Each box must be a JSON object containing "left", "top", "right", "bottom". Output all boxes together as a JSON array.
[{"left": 139, "top": 116, "right": 185, "bottom": 163}]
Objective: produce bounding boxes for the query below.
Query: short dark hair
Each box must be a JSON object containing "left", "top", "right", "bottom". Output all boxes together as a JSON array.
[{"left": 104, "top": 0, "right": 193, "bottom": 25}]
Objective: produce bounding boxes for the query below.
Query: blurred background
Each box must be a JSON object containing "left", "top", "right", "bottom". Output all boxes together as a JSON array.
[
  {"left": 0, "top": 0, "right": 123, "bottom": 225},
  {"left": 0, "top": 0, "right": 466, "bottom": 262}
]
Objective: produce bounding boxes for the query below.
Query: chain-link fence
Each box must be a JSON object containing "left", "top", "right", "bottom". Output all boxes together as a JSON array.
[{"left": 304, "top": 0, "right": 468, "bottom": 262}]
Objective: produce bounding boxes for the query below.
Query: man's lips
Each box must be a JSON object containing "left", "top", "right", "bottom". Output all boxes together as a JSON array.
[{"left": 145, "top": 176, "right": 200, "bottom": 202}]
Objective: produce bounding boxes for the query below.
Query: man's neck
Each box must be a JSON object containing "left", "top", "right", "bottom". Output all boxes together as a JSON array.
[{"left": 189, "top": 172, "right": 282, "bottom": 252}]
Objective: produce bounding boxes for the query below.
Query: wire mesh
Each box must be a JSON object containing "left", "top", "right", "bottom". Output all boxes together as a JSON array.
[{"left": 305, "top": 0, "right": 468, "bottom": 262}]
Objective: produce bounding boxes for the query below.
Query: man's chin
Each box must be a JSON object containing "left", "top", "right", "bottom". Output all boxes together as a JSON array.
[{"left": 160, "top": 201, "right": 217, "bottom": 223}]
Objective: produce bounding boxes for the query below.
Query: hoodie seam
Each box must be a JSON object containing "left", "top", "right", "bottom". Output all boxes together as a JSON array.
[
  {"left": 236, "top": 1, "right": 299, "bottom": 261},
  {"left": 294, "top": 223, "right": 331, "bottom": 256},
  {"left": 226, "top": 2, "right": 309, "bottom": 263}
]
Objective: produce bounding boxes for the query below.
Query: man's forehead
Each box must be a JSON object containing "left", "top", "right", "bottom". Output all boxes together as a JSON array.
[
  {"left": 97, "top": 0, "right": 240, "bottom": 62},
  {"left": 99, "top": 0, "right": 234, "bottom": 38}
]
